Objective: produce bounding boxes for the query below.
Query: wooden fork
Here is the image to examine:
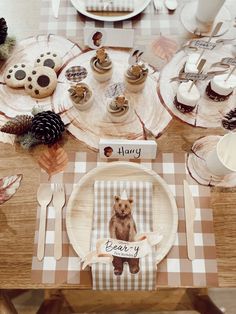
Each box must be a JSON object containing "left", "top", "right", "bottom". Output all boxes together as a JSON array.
[{"left": 53, "top": 183, "right": 65, "bottom": 260}]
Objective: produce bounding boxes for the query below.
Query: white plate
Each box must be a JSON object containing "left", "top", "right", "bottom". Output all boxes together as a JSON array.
[
  {"left": 66, "top": 161, "right": 178, "bottom": 264},
  {"left": 70, "top": 0, "right": 151, "bottom": 22}
]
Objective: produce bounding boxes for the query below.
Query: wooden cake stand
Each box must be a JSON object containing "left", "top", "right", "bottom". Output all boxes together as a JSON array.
[
  {"left": 0, "top": 34, "right": 82, "bottom": 118},
  {"left": 187, "top": 135, "right": 236, "bottom": 187},
  {"left": 54, "top": 49, "right": 172, "bottom": 150},
  {"left": 159, "top": 43, "right": 235, "bottom": 128}
]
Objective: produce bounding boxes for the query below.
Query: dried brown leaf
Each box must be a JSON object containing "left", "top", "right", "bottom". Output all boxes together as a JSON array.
[
  {"left": 152, "top": 36, "right": 178, "bottom": 61},
  {"left": 0, "top": 174, "right": 23, "bottom": 204},
  {"left": 38, "top": 143, "right": 68, "bottom": 179}
]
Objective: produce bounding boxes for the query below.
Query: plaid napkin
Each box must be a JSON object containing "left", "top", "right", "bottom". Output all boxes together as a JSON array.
[
  {"left": 86, "top": 0, "right": 134, "bottom": 12},
  {"left": 91, "top": 180, "right": 157, "bottom": 290}
]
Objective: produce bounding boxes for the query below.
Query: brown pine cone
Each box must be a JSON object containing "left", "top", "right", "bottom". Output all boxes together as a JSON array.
[
  {"left": 0, "top": 18, "right": 8, "bottom": 45},
  {"left": 0, "top": 115, "right": 33, "bottom": 135}
]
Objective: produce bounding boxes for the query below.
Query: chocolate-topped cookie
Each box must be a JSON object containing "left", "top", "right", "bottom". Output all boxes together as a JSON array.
[
  {"left": 4, "top": 63, "right": 33, "bottom": 88},
  {"left": 34, "top": 51, "right": 62, "bottom": 73},
  {"left": 24, "top": 66, "right": 57, "bottom": 99}
]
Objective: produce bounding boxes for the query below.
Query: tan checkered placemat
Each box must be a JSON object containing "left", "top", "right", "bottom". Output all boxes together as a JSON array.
[
  {"left": 31, "top": 152, "right": 218, "bottom": 287},
  {"left": 39, "top": 0, "right": 187, "bottom": 39}
]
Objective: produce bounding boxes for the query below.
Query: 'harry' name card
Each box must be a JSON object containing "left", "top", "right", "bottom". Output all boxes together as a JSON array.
[{"left": 99, "top": 139, "right": 157, "bottom": 159}]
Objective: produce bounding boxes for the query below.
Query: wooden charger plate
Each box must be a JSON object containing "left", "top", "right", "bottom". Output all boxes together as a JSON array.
[{"left": 66, "top": 161, "right": 178, "bottom": 265}]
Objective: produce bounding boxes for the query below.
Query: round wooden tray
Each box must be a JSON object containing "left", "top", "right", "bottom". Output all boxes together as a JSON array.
[
  {"left": 66, "top": 161, "right": 178, "bottom": 264},
  {"left": 0, "top": 34, "right": 82, "bottom": 117},
  {"left": 187, "top": 135, "right": 236, "bottom": 187},
  {"left": 159, "top": 43, "right": 235, "bottom": 128},
  {"left": 55, "top": 49, "right": 172, "bottom": 150}
]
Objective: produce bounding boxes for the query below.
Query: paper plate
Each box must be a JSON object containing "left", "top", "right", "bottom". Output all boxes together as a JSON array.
[
  {"left": 70, "top": 0, "right": 151, "bottom": 22},
  {"left": 66, "top": 161, "right": 178, "bottom": 264}
]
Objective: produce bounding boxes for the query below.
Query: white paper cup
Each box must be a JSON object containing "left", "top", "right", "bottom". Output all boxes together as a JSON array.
[
  {"left": 196, "top": 0, "right": 225, "bottom": 24},
  {"left": 206, "top": 133, "right": 236, "bottom": 176}
]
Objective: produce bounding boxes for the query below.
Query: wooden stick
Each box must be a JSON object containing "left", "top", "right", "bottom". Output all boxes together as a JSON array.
[
  {"left": 188, "top": 59, "right": 206, "bottom": 92},
  {"left": 197, "top": 22, "right": 223, "bottom": 63},
  {"left": 225, "top": 64, "right": 236, "bottom": 82}
]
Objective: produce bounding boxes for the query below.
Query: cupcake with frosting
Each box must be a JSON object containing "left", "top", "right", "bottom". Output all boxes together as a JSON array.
[
  {"left": 90, "top": 48, "right": 113, "bottom": 82},
  {"left": 68, "top": 83, "right": 93, "bottom": 111},
  {"left": 124, "top": 64, "right": 148, "bottom": 93},
  {"left": 206, "top": 74, "right": 236, "bottom": 102},
  {"left": 107, "top": 95, "right": 131, "bottom": 122}
]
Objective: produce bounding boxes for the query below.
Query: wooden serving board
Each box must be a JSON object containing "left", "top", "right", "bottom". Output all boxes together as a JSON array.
[
  {"left": 55, "top": 49, "right": 172, "bottom": 150},
  {"left": 159, "top": 43, "right": 235, "bottom": 128},
  {"left": 0, "top": 34, "right": 82, "bottom": 117},
  {"left": 187, "top": 135, "right": 236, "bottom": 187},
  {"left": 66, "top": 161, "right": 178, "bottom": 264}
]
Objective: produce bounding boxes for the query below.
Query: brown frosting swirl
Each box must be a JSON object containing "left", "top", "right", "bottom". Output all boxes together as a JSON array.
[
  {"left": 68, "top": 83, "right": 92, "bottom": 104},
  {"left": 125, "top": 64, "right": 148, "bottom": 85},
  {"left": 108, "top": 95, "right": 129, "bottom": 118},
  {"left": 90, "top": 48, "right": 112, "bottom": 74}
]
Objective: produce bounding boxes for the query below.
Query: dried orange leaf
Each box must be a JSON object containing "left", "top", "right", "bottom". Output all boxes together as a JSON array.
[
  {"left": 38, "top": 143, "right": 68, "bottom": 179},
  {"left": 0, "top": 174, "right": 23, "bottom": 204},
  {"left": 152, "top": 36, "right": 178, "bottom": 61}
]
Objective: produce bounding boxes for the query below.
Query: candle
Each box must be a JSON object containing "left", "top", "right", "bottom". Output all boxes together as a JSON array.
[{"left": 196, "top": 0, "right": 225, "bottom": 24}]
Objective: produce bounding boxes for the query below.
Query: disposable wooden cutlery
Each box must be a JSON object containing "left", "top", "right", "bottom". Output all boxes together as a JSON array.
[
  {"left": 37, "top": 184, "right": 53, "bottom": 261},
  {"left": 53, "top": 183, "right": 65, "bottom": 260},
  {"left": 183, "top": 180, "right": 196, "bottom": 260}
]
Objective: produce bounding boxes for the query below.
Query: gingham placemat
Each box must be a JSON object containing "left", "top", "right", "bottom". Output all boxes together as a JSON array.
[
  {"left": 40, "top": 0, "right": 186, "bottom": 39},
  {"left": 31, "top": 152, "right": 218, "bottom": 287},
  {"left": 91, "top": 181, "right": 156, "bottom": 290}
]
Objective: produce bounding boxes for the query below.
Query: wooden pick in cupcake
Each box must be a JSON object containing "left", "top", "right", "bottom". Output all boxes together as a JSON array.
[{"left": 188, "top": 58, "right": 206, "bottom": 92}]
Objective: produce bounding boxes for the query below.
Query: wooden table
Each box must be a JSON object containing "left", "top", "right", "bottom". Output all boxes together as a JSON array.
[{"left": 0, "top": 0, "right": 236, "bottom": 292}]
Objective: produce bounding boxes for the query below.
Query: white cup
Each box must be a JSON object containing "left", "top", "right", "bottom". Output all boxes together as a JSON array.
[
  {"left": 206, "top": 133, "right": 236, "bottom": 176},
  {"left": 196, "top": 0, "right": 225, "bottom": 24}
]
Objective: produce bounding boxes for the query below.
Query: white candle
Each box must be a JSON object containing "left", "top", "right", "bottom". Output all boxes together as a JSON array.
[
  {"left": 205, "top": 133, "right": 236, "bottom": 176},
  {"left": 196, "top": 0, "right": 225, "bottom": 24}
]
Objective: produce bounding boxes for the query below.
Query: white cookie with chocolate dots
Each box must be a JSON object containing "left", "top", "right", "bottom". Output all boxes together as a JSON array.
[
  {"left": 24, "top": 66, "right": 57, "bottom": 99},
  {"left": 34, "top": 51, "right": 62, "bottom": 73},
  {"left": 4, "top": 63, "right": 33, "bottom": 88}
]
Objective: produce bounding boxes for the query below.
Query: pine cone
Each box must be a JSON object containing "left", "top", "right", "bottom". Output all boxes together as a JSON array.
[
  {"left": 0, "top": 18, "right": 8, "bottom": 45},
  {"left": 0, "top": 115, "right": 32, "bottom": 135},
  {"left": 30, "top": 111, "right": 65, "bottom": 145}
]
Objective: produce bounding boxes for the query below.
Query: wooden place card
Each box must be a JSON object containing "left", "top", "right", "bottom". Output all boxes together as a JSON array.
[{"left": 99, "top": 139, "right": 157, "bottom": 160}]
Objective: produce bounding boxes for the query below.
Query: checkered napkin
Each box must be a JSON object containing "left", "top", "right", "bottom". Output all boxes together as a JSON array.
[
  {"left": 31, "top": 152, "right": 218, "bottom": 287},
  {"left": 86, "top": 0, "right": 134, "bottom": 12},
  {"left": 91, "top": 180, "right": 156, "bottom": 290},
  {"left": 39, "top": 0, "right": 185, "bottom": 39}
]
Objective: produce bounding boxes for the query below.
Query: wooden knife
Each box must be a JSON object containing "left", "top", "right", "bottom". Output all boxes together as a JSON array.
[{"left": 183, "top": 180, "right": 195, "bottom": 260}]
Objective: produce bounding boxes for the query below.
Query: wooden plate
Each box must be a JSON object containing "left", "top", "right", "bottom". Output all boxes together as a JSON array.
[
  {"left": 0, "top": 34, "right": 82, "bottom": 117},
  {"left": 66, "top": 161, "right": 178, "bottom": 264},
  {"left": 70, "top": 0, "right": 151, "bottom": 22},
  {"left": 159, "top": 43, "right": 235, "bottom": 128}
]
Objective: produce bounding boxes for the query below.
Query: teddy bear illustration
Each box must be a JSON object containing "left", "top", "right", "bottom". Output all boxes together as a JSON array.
[{"left": 109, "top": 190, "right": 140, "bottom": 276}]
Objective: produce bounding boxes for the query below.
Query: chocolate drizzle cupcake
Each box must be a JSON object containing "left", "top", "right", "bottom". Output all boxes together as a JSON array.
[
  {"left": 124, "top": 64, "right": 148, "bottom": 93},
  {"left": 174, "top": 81, "right": 200, "bottom": 113},
  {"left": 90, "top": 48, "right": 113, "bottom": 82}
]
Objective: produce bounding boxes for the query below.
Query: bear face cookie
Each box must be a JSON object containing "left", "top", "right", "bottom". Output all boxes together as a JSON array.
[
  {"left": 34, "top": 51, "right": 62, "bottom": 73},
  {"left": 24, "top": 66, "right": 57, "bottom": 99},
  {"left": 4, "top": 63, "right": 33, "bottom": 88}
]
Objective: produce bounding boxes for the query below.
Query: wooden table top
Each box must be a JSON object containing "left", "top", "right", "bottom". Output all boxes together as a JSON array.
[{"left": 0, "top": 0, "right": 236, "bottom": 290}]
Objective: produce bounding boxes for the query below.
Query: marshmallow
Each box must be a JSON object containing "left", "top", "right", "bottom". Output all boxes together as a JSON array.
[
  {"left": 211, "top": 74, "right": 236, "bottom": 96},
  {"left": 184, "top": 53, "right": 201, "bottom": 73},
  {"left": 177, "top": 81, "right": 200, "bottom": 107}
]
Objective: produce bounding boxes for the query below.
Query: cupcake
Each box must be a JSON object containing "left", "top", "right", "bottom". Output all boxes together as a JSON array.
[
  {"left": 107, "top": 95, "right": 131, "bottom": 122},
  {"left": 90, "top": 48, "right": 113, "bottom": 82},
  {"left": 68, "top": 83, "right": 93, "bottom": 111},
  {"left": 206, "top": 74, "right": 236, "bottom": 102},
  {"left": 174, "top": 81, "right": 200, "bottom": 113},
  {"left": 124, "top": 64, "right": 148, "bottom": 93},
  {"left": 184, "top": 53, "right": 201, "bottom": 73}
]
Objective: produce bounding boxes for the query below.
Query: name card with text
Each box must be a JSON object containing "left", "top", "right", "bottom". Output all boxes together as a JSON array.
[{"left": 99, "top": 139, "right": 157, "bottom": 159}]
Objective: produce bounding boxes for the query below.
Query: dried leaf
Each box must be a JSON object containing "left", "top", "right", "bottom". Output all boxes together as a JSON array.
[
  {"left": 0, "top": 174, "right": 23, "bottom": 204},
  {"left": 151, "top": 36, "right": 178, "bottom": 61},
  {"left": 38, "top": 143, "right": 68, "bottom": 178}
]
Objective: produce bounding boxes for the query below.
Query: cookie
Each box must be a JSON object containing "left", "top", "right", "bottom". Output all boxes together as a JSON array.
[
  {"left": 4, "top": 63, "right": 33, "bottom": 88},
  {"left": 34, "top": 51, "right": 62, "bottom": 73},
  {"left": 24, "top": 66, "right": 57, "bottom": 99}
]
